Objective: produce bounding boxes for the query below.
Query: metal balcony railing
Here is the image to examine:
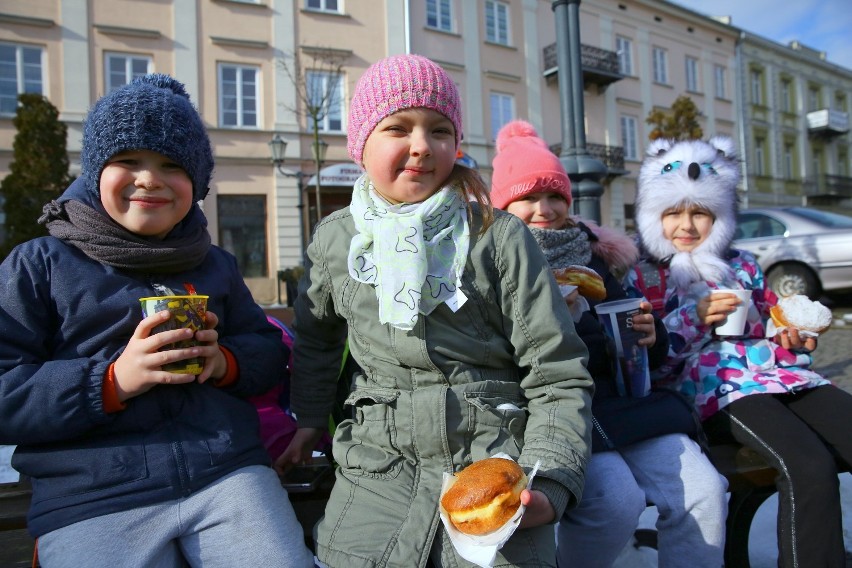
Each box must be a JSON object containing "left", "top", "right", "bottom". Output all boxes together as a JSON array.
[
  {"left": 806, "top": 109, "right": 850, "bottom": 138},
  {"left": 803, "top": 174, "right": 852, "bottom": 198},
  {"left": 542, "top": 43, "right": 623, "bottom": 87},
  {"left": 549, "top": 142, "right": 627, "bottom": 177}
]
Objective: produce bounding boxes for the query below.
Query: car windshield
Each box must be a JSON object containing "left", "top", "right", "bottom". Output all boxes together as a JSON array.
[{"left": 786, "top": 207, "right": 852, "bottom": 228}]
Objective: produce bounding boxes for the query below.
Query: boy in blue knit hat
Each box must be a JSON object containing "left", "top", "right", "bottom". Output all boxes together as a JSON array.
[{"left": 0, "top": 74, "right": 314, "bottom": 567}]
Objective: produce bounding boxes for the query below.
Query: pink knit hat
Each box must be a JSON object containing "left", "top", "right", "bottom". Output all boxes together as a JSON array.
[
  {"left": 490, "top": 120, "right": 572, "bottom": 210},
  {"left": 347, "top": 54, "right": 462, "bottom": 165}
]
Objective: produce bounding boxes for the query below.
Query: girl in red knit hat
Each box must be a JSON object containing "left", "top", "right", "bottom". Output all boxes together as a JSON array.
[
  {"left": 278, "top": 55, "right": 593, "bottom": 567},
  {"left": 493, "top": 120, "right": 728, "bottom": 568}
]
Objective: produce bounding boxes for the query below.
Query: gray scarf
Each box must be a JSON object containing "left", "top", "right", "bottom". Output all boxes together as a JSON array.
[
  {"left": 40, "top": 199, "right": 211, "bottom": 273},
  {"left": 527, "top": 225, "right": 592, "bottom": 269}
]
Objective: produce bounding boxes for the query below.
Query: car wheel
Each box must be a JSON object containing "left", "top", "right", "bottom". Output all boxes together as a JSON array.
[{"left": 766, "top": 264, "right": 820, "bottom": 299}]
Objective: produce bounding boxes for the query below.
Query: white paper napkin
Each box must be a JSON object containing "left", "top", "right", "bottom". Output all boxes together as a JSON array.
[{"left": 438, "top": 453, "right": 541, "bottom": 567}]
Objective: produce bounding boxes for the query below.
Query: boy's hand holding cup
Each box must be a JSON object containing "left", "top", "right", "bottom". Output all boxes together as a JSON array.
[
  {"left": 113, "top": 295, "right": 224, "bottom": 401},
  {"left": 140, "top": 295, "right": 209, "bottom": 373}
]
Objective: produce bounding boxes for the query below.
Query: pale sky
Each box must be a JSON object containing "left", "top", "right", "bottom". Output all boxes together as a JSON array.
[{"left": 669, "top": 0, "right": 852, "bottom": 70}]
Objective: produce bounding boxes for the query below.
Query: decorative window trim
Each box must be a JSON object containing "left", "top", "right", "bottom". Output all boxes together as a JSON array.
[
  {"left": 93, "top": 24, "right": 161, "bottom": 39},
  {"left": 211, "top": 36, "right": 269, "bottom": 49},
  {"left": 0, "top": 13, "right": 55, "bottom": 28}
]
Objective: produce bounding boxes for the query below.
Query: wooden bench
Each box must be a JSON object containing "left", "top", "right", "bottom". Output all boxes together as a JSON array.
[{"left": 0, "top": 477, "right": 36, "bottom": 568}]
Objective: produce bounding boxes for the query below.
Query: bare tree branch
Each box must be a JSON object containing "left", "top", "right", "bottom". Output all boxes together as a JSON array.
[{"left": 277, "top": 47, "right": 346, "bottom": 131}]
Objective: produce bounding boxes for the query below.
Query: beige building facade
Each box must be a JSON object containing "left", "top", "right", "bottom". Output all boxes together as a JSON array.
[
  {"left": 736, "top": 32, "right": 852, "bottom": 212},
  {"left": 1, "top": 0, "right": 843, "bottom": 304}
]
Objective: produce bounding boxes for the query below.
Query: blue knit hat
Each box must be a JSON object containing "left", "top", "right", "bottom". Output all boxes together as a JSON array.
[{"left": 81, "top": 74, "right": 214, "bottom": 202}]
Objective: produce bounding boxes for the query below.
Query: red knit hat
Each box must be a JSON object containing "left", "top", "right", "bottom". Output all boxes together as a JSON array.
[{"left": 490, "top": 120, "right": 572, "bottom": 210}]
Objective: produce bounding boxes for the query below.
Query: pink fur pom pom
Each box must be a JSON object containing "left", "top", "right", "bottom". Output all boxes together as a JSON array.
[
  {"left": 496, "top": 120, "right": 548, "bottom": 153},
  {"left": 573, "top": 216, "right": 639, "bottom": 277}
]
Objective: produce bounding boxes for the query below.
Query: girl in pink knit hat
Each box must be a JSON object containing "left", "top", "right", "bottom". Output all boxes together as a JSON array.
[
  {"left": 278, "top": 55, "right": 594, "bottom": 567},
  {"left": 493, "top": 120, "right": 728, "bottom": 568}
]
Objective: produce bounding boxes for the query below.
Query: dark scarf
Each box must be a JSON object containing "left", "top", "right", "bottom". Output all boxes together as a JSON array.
[
  {"left": 39, "top": 178, "right": 210, "bottom": 273},
  {"left": 527, "top": 225, "right": 592, "bottom": 269}
]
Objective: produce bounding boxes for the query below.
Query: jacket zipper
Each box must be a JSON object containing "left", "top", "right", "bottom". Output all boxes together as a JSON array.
[{"left": 592, "top": 416, "right": 615, "bottom": 450}]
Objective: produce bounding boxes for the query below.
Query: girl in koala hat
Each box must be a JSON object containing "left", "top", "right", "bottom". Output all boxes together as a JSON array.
[
  {"left": 493, "top": 121, "right": 727, "bottom": 568},
  {"left": 625, "top": 136, "right": 852, "bottom": 567}
]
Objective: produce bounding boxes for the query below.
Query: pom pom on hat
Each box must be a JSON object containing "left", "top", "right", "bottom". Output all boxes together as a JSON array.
[
  {"left": 81, "top": 73, "right": 214, "bottom": 202},
  {"left": 347, "top": 54, "right": 462, "bottom": 166},
  {"left": 490, "top": 120, "right": 572, "bottom": 210}
]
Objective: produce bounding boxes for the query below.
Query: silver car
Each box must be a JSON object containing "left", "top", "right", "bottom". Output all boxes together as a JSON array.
[{"left": 734, "top": 207, "right": 852, "bottom": 298}]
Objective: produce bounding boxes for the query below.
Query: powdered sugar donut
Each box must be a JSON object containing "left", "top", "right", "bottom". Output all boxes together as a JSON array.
[{"left": 769, "top": 295, "right": 832, "bottom": 334}]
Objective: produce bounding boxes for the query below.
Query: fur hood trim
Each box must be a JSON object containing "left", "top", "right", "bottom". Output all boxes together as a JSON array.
[
  {"left": 635, "top": 136, "right": 741, "bottom": 289},
  {"left": 574, "top": 216, "right": 639, "bottom": 277}
]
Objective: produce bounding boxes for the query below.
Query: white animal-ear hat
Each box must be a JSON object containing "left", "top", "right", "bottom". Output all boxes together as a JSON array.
[{"left": 635, "top": 136, "right": 741, "bottom": 289}]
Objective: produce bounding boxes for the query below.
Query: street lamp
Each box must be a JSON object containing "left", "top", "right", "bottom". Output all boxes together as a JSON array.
[
  {"left": 311, "top": 136, "right": 329, "bottom": 224},
  {"left": 552, "top": 0, "right": 607, "bottom": 223},
  {"left": 269, "top": 134, "right": 307, "bottom": 263}
]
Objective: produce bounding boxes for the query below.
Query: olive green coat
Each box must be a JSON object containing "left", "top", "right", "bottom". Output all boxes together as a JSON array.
[{"left": 291, "top": 206, "right": 593, "bottom": 568}]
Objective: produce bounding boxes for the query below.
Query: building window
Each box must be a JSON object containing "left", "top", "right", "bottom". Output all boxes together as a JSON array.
[
  {"left": 780, "top": 79, "right": 792, "bottom": 112},
  {"left": 783, "top": 142, "right": 794, "bottom": 179},
  {"left": 808, "top": 85, "right": 821, "bottom": 112},
  {"left": 685, "top": 56, "right": 699, "bottom": 92},
  {"left": 306, "top": 70, "right": 343, "bottom": 132},
  {"left": 714, "top": 65, "right": 726, "bottom": 99},
  {"left": 616, "top": 36, "right": 633, "bottom": 75},
  {"left": 426, "top": 0, "right": 452, "bottom": 32},
  {"left": 0, "top": 43, "right": 43, "bottom": 116},
  {"left": 217, "top": 195, "right": 268, "bottom": 278},
  {"left": 750, "top": 69, "right": 763, "bottom": 106},
  {"left": 490, "top": 92, "right": 514, "bottom": 139},
  {"left": 754, "top": 136, "right": 766, "bottom": 177},
  {"left": 218, "top": 64, "right": 258, "bottom": 128},
  {"left": 652, "top": 47, "right": 668, "bottom": 84},
  {"left": 835, "top": 92, "right": 847, "bottom": 113},
  {"left": 620, "top": 115, "right": 638, "bottom": 161},
  {"left": 838, "top": 147, "right": 848, "bottom": 177},
  {"left": 485, "top": 0, "right": 510, "bottom": 46},
  {"left": 305, "top": 0, "right": 339, "bottom": 12},
  {"left": 105, "top": 53, "right": 151, "bottom": 93}
]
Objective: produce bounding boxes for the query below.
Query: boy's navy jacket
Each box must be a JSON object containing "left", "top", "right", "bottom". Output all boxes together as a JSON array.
[{"left": 0, "top": 230, "right": 287, "bottom": 537}]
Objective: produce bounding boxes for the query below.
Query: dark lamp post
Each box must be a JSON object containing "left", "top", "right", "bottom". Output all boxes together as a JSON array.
[
  {"left": 311, "top": 136, "right": 329, "bottom": 223},
  {"left": 552, "top": 0, "right": 606, "bottom": 223},
  {"left": 269, "top": 133, "right": 306, "bottom": 265}
]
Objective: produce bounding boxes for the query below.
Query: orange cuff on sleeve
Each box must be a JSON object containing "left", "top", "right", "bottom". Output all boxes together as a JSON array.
[
  {"left": 103, "top": 364, "right": 127, "bottom": 413},
  {"left": 214, "top": 346, "right": 239, "bottom": 387}
]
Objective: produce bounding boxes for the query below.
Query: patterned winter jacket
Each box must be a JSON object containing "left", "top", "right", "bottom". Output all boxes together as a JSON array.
[{"left": 624, "top": 248, "right": 828, "bottom": 420}]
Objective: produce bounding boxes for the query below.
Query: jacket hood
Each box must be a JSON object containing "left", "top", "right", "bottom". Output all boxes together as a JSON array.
[
  {"left": 635, "top": 136, "right": 741, "bottom": 289},
  {"left": 574, "top": 216, "right": 639, "bottom": 278}
]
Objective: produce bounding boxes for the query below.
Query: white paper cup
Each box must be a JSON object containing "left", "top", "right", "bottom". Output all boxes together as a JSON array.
[
  {"left": 595, "top": 298, "right": 651, "bottom": 398},
  {"left": 713, "top": 289, "right": 753, "bottom": 336}
]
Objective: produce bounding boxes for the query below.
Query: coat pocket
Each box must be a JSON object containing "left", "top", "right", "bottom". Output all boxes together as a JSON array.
[
  {"left": 463, "top": 393, "right": 527, "bottom": 460},
  {"left": 333, "top": 387, "right": 403, "bottom": 479},
  {"left": 15, "top": 441, "right": 148, "bottom": 504}
]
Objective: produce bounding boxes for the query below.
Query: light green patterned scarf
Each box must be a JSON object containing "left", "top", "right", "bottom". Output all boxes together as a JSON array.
[{"left": 348, "top": 175, "right": 470, "bottom": 330}]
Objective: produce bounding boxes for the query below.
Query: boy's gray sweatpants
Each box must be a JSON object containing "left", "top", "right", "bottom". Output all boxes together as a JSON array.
[{"left": 38, "top": 465, "right": 315, "bottom": 568}]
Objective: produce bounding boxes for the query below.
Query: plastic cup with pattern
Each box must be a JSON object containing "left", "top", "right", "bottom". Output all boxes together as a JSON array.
[{"left": 139, "top": 295, "right": 209, "bottom": 374}]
